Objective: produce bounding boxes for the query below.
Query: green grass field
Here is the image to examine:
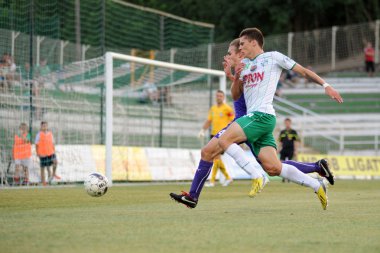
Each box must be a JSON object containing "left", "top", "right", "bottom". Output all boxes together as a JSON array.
[{"left": 1, "top": 180, "right": 380, "bottom": 253}]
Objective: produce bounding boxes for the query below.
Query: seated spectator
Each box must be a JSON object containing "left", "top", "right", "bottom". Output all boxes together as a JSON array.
[
  {"left": 160, "top": 86, "right": 172, "bottom": 106},
  {"left": 139, "top": 82, "right": 159, "bottom": 104},
  {"left": 0, "top": 53, "right": 17, "bottom": 92},
  {"left": 283, "top": 70, "right": 299, "bottom": 87},
  {"left": 303, "top": 65, "right": 314, "bottom": 87},
  {"left": 35, "top": 58, "right": 51, "bottom": 89}
]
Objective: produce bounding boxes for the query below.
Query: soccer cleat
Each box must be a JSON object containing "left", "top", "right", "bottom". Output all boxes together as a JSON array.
[
  {"left": 222, "top": 179, "right": 233, "bottom": 187},
  {"left": 316, "top": 179, "right": 328, "bottom": 210},
  {"left": 169, "top": 191, "right": 197, "bottom": 208},
  {"left": 318, "top": 159, "right": 335, "bottom": 185},
  {"left": 248, "top": 176, "right": 268, "bottom": 198}
]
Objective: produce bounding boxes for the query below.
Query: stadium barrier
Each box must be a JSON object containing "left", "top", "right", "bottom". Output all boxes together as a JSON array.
[{"left": 4, "top": 145, "right": 379, "bottom": 185}]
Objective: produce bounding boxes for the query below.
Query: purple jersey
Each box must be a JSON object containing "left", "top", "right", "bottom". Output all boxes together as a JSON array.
[
  {"left": 233, "top": 94, "right": 247, "bottom": 120},
  {"left": 214, "top": 94, "right": 247, "bottom": 139}
]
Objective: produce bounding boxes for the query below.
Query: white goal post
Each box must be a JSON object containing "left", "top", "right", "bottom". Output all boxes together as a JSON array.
[{"left": 104, "top": 52, "right": 227, "bottom": 185}]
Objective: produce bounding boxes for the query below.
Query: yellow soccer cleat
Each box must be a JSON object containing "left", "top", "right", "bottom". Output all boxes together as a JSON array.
[
  {"left": 316, "top": 179, "right": 328, "bottom": 210},
  {"left": 248, "top": 176, "right": 268, "bottom": 198}
]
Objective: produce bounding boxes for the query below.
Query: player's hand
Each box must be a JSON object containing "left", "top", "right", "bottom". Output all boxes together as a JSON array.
[
  {"left": 198, "top": 129, "right": 205, "bottom": 139},
  {"left": 325, "top": 86, "right": 343, "bottom": 103},
  {"left": 234, "top": 62, "right": 245, "bottom": 80},
  {"left": 223, "top": 56, "right": 234, "bottom": 81}
]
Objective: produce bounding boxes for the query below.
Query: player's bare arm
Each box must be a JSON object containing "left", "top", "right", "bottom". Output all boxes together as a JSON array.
[
  {"left": 292, "top": 63, "right": 344, "bottom": 103},
  {"left": 230, "top": 62, "right": 244, "bottom": 100}
]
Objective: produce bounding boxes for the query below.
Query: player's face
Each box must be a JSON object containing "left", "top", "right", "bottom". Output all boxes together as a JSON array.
[
  {"left": 239, "top": 36, "right": 255, "bottom": 58},
  {"left": 41, "top": 123, "right": 48, "bottom": 131},
  {"left": 19, "top": 125, "right": 27, "bottom": 133},
  {"left": 216, "top": 92, "right": 224, "bottom": 105},
  {"left": 227, "top": 46, "right": 242, "bottom": 67},
  {"left": 285, "top": 120, "right": 291, "bottom": 129}
]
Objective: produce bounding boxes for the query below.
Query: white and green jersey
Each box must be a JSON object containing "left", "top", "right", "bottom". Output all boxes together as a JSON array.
[{"left": 240, "top": 51, "right": 296, "bottom": 115}]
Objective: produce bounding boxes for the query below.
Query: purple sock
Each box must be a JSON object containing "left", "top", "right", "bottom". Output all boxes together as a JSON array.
[
  {"left": 189, "top": 159, "right": 213, "bottom": 200},
  {"left": 282, "top": 160, "right": 321, "bottom": 174}
]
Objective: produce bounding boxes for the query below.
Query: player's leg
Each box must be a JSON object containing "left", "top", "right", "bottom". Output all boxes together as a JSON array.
[
  {"left": 14, "top": 162, "right": 21, "bottom": 186},
  {"left": 52, "top": 154, "right": 60, "bottom": 180},
  {"left": 282, "top": 159, "right": 334, "bottom": 185},
  {"left": 258, "top": 146, "right": 328, "bottom": 210},
  {"left": 22, "top": 159, "right": 31, "bottom": 185},
  {"left": 40, "top": 166, "right": 46, "bottom": 186},
  {"left": 258, "top": 143, "right": 333, "bottom": 185},
  {"left": 47, "top": 156, "right": 53, "bottom": 184},
  {"left": 218, "top": 122, "right": 262, "bottom": 180},
  {"left": 170, "top": 136, "right": 224, "bottom": 208}
]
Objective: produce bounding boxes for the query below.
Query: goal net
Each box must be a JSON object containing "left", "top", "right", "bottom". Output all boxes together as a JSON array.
[
  {"left": 0, "top": 52, "right": 226, "bottom": 185},
  {"left": 104, "top": 52, "right": 226, "bottom": 184}
]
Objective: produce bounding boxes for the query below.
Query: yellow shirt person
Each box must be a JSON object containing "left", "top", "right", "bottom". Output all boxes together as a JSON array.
[
  {"left": 207, "top": 103, "right": 234, "bottom": 136},
  {"left": 198, "top": 90, "right": 234, "bottom": 187}
]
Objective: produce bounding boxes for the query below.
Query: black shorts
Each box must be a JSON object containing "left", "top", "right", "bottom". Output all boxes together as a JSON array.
[
  {"left": 40, "top": 154, "right": 56, "bottom": 168},
  {"left": 365, "top": 61, "right": 375, "bottom": 72},
  {"left": 280, "top": 149, "right": 294, "bottom": 161}
]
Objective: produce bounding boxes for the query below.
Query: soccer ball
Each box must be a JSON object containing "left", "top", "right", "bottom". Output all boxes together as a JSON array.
[{"left": 84, "top": 173, "right": 109, "bottom": 197}]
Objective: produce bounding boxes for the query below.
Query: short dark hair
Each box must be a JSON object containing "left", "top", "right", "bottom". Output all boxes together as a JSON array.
[
  {"left": 216, "top": 90, "right": 225, "bottom": 95},
  {"left": 285, "top": 118, "right": 291, "bottom": 122},
  {"left": 239, "top": 28, "right": 264, "bottom": 48},
  {"left": 229, "top": 38, "right": 240, "bottom": 52},
  {"left": 41, "top": 121, "right": 47, "bottom": 125}
]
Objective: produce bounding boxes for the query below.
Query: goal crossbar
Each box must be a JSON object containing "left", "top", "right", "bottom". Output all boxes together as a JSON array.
[{"left": 105, "top": 52, "right": 226, "bottom": 184}]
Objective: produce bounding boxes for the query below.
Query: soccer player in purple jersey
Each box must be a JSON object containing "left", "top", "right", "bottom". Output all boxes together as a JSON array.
[{"left": 170, "top": 38, "right": 334, "bottom": 209}]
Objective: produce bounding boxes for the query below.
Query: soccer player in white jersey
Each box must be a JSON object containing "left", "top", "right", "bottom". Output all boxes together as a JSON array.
[
  {"left": 218, "top": 28, "right": 343, "bottom": 210},
  {"left": 169, "top": 38, "right": 335, "bottom": 209}
]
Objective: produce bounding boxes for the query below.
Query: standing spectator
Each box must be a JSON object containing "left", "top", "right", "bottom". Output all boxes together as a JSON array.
[
  {"left": 12, "top": 123, "right": 32, "bottom": 186},
  {"left": 199, "top": 90, "right": 235, "bottom": 187},
  {"left": 35, "top": 121, "right": 60, "bottom": 185},
  {"left": 35, "top": 58, "right": 51, "bottom": 89},
  {"left": 278, "top": 118, "right": 300, "bottom": 161},
  {"left": 278, "top": 118, "right": 300, "bottom": 183},
  {"left": 364, "top": 42, "right": 375, "bottom": 77}
]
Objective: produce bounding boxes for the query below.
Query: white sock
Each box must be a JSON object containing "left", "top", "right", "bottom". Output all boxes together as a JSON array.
[
  {"left": 225, "top": 143, "right": 261, "bottom": 179},
  {"left": 280, "top": 163, "right": 320, "bottom": 191}
]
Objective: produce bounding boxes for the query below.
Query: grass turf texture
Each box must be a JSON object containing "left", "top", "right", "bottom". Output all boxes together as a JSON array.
[{"left": 1, "top": 180, "right": 380, "bottom": 253}]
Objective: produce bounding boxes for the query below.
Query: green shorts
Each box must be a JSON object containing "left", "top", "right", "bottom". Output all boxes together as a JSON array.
[{"left": 236, "top": 111, "right": 277, "bottom": 155}]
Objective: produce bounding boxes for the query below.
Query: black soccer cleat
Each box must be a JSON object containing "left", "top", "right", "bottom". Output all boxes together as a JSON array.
[
  {"left": 169, "top": 191, "right": 197, "bottom": 208},
  {"left": 318, "top": 159, "right": 335, "bottom": 185}
]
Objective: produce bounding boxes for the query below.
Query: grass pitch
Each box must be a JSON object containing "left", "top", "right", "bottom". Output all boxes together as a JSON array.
[{"left": 1, "top": 180, "right": 380, "bottom": 253}]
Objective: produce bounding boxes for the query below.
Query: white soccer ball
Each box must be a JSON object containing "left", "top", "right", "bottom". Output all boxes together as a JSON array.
[{"left": 84, "top": 172, "right": 109, "bottom": 197}]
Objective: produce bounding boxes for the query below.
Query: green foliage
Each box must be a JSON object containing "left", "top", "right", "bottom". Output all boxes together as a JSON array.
[
  {"left": 0, "top": 0, "right": 213, "bottom": 52},
  {"left": 128, "top": 0, "right": 380, "bottom": 42}
]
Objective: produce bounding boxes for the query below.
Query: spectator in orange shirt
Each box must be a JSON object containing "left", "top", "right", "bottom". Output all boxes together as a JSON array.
[
  {"left": 13, "top": 123, "right": 32, "bottom": 186},
  {"left": 35, "top": 121, "right": 60, "bottom": 185},
  {"left": 364, "top": 42, "right": 375, "bottom": 77}
]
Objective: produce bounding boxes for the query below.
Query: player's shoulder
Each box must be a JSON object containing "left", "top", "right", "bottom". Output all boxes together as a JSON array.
[{"left": 266, "top": 51, "right": 285, "bottom": 58}]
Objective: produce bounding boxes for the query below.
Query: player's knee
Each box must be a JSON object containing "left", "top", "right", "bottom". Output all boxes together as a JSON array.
[
  {"left": 262, "top": 162, "right": 281, "bottom": 176},
  {"left": 201, "top": 146, "right": 214, "bottom": 161}
]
